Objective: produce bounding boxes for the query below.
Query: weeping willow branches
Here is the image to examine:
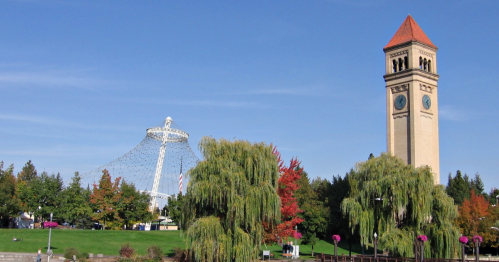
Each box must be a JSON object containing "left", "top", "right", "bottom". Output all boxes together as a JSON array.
[
  {"left": 341, "top": 153, "right": 460, "bottom": 258},
  {"left": 182, "top": 137, "right": 281, "bottom": 262}
]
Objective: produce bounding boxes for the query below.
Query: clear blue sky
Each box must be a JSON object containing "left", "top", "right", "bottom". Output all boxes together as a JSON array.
[{"left": 1, "top": 0, "right": 498, "bottom": 192}]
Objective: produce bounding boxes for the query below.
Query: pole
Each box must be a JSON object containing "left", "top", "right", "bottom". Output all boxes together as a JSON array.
[
  {"left": 475, "top": 239, "right": 480, "bottom": 262},
  {"left": 294, "top": 226, "right": 297, "bottom": 259},
  {"left": 420, "top": 240, "right": 424, "bottom": 262},
  {"left": 48, "top": 213, "right": 53, "bottom": 262},
  {"left": 374, "top": 233, "right": 378, "bottom": 260}
]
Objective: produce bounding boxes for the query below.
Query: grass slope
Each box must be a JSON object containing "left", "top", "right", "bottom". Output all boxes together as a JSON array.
[{"left": 0, "top": 229, "right": 364, "bottom": 258}]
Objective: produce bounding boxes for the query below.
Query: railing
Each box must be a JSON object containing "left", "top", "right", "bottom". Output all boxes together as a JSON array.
[{"left": 315, "top": 255, "right": 499, "bottom": 262}]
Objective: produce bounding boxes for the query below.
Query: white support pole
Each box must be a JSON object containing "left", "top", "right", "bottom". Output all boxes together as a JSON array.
[{"left": 149, "top": 117, "right": 172, "bottom": 212}]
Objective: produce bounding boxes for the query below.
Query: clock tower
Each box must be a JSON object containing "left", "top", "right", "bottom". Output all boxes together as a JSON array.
[{"left": 383, "top": 15, "right": 440, "bottom": 184}]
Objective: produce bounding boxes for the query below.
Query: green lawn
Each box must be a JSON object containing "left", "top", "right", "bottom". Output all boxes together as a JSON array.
[{"left": 0, "top": 229, "right": 365, "bottom": 258}]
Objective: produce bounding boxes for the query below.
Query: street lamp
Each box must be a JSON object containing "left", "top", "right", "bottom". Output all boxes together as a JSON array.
[{"left": 47, "top": 213, "right": 53, "bottom": 262}]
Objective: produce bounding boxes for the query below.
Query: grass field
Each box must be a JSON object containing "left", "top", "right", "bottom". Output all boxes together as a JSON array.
[{"left": 0, "top": 229, "right": 366, "bottom": 258}]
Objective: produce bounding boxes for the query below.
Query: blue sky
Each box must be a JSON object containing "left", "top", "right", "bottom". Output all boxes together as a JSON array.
[{"left": 1, "top": 0, "right": 498, "bottom": 192}]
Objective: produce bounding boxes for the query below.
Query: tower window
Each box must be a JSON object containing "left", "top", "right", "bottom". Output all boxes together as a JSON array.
[
  {"left": 393, "top": 60, "right": 397, "bottom": 73},
  {"left": 398, "top": 58, "right": 403, "bottom": 71},
  {"left": 404, "top": 56, "right": 409, "bottom": 70},
  {"left": 419, "top": 57, "right": 423, "bottom": 69},
  {"left": 423, "top": 58, "right": 427, "bottom": 71}
]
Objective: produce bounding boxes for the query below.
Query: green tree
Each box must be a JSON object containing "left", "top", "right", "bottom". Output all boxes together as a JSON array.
[
  {"left": 89, "top": 170, "right": 122, "bottom": 230},
  {"left": 181, "top": 137, "right": 281, "bottom": 262},
  {"left": 469, "top": 173, "right": 485, "bottom": 197},
  {"left": 118, "top": 180, "right": 152, "bottom": 229},
  {"left": 21, "top": 171, "right": 65, "bottom": 225},
  {"left": 163, "top": 193, "right": 183, "bottom": 225},
  {"left": 321, "top": 174, "right": 358, "bottom": 254},
  {"left": 341, "top": 153, "right": 460, "bottom": 258},
  {"left": 446, "top": 171, "right": 470, "bottom": 205},
  {"left": 60, "top": 172, "right": 92, "bottom": 227},
  {"left": 295, "top": 172, "right": 329, "bottom": 256},
  {"left": 490, "top": 188, "right": 499, "bottom": 205},
  {"left": 0, "top": 162, "right": 20, "bottom": 228}
]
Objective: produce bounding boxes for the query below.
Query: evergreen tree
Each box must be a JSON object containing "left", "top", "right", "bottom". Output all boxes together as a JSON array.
[
  {"left": 182, "top": 138, "right": 281, "bottom": 262},
  {"left": 341, "top": 153, "right": 460, "bottom": 258},
  {"left": 470, "top": 173, "right": 485, "bottom": 196},
  {"left": 446, "top": 171, "right": 470, "bottom": 205},
  {"left": 60, "top": 172, "right": 92, "bottom": 227}
]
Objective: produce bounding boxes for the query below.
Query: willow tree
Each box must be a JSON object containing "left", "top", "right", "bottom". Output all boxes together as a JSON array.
[
  {"left": 181, "top": 137, "right": 281, "bottom": 262},
  {"left": 341, "top": 153, "right": 460, "bottom": 258}
]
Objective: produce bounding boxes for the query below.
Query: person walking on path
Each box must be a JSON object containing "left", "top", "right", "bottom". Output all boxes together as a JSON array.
[{"left": 36, "top": 248, "right": 41, "bottom": 262}]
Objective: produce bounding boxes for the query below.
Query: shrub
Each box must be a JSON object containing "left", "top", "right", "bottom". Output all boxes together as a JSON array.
[
  {"left": 146, "top": 245, "right": 163, "bottom": 261},
  {"left": 77, "top": 252, "right": 89, "bottom": 260},
  {"left": 172, "top": 247, "right": 188, "bottom": 262},
  {"left": 64, "top": 247, "right": 80, "bottom": 261},
  {"left": 119, "top": 243, "right": 135, "bottom": 258}
]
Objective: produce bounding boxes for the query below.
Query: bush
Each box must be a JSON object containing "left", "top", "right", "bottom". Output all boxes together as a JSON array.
[
  {"left": 77, "top": 252, "right": 89, "bottom": 260},
  {"left": 172, "top": 247, "right": 188, "bottom": 262},
  {"left": 64, "top": 247, "right": 79, "bottom": 261},
  {"left": 146, "top": 245, "right": 163, "bottom": 261},
  {"left": 120, "top": 243, "right": 135, "bottom": 258}
]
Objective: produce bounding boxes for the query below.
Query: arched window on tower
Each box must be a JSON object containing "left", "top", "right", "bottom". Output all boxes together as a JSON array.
[
  {"left": 404, "top": 56, "right": 409, "bottom": 70},
  {"left": 398, "top": 58, "right": 403, "bottom": 71},
  {"left": 419, "top": 57, "right": 423, "bottom": 69},
  {"left": 424, "top": 58, "right": 427, "bottom": 71},
  {"left": 428, "top": 60, "right": 432, "bottom": 73},
  {"left": 393, "top": 60, "right": 397, "bottom": 73}
]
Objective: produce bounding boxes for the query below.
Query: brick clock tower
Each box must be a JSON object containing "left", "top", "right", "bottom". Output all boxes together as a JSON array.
[{"left": 383, "top": 15, "right": 440, "bottom": 184}]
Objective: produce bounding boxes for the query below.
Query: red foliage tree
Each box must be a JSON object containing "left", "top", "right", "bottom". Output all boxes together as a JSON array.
[
  {"left": 264, "top": 147, "right": 304, "bottom": 243},
  {"left": 456, "top": 190, "right": 494, "bottom": 244}
]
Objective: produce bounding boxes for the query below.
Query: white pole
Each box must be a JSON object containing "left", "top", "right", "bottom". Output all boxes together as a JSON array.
[{"left": 48, "top": 213, "right": 53, "bottom": 262}]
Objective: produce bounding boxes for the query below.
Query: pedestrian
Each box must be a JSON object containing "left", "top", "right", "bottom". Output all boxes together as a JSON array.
[{"left": 36, "top": 248, "right": 41, "bottom": 262}]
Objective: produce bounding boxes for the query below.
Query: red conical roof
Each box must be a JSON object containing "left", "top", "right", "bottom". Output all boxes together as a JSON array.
[{"left": 384, "top": 15, "right": 436, "bottom": 50}]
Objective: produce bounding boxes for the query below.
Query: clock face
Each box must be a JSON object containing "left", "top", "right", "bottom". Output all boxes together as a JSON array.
[
  {"left": 394, "top": 95, "right": 406, "bottom": 110},
  {"left": 422, "top": 95, "right": 431, "bottom": 110}
]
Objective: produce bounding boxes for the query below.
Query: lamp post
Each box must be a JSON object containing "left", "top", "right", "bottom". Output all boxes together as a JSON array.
[
  {"left": 47, "top": 213, "right": 53, "bottom": 262},
  {"left": 374, "top": 232, "right": 378, "bottom": 260}
]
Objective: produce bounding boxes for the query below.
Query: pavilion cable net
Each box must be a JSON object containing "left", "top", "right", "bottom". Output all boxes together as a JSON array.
[{"left": 82, "top": 117, "right": 199, "bottom": 211}]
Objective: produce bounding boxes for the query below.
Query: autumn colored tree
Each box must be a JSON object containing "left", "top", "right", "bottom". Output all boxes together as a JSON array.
[
  {"left": 0, "top": 162, "right": 20, "bottom": 228},
  {"left": 263, "top": 148, "right": 304, "bottom": 243},
  {"left": 456, "top": 190, "right": 496, "bottom": 246},
  {"left": 90, "top": 170, "right": 123, "bottom": 230}
]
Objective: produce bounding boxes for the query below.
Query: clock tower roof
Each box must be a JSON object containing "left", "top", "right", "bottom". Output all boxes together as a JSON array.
[{"left": 384, "top": 15, "right": 437, "bottom": 50}]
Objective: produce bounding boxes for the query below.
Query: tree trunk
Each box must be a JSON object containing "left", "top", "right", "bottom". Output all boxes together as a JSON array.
[{"left": 311, "top": 245, "right": 314, "bottom": 256}]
